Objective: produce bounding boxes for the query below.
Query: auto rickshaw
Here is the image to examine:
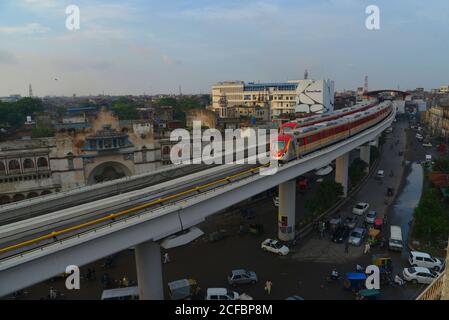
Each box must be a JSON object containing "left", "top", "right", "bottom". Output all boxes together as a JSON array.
[
  {"left": 356, "top": 289, "right": 380, "bottom": 300},
  {"left": 372, "top": 254, "right": 393, "bottom": 273},
  {"left": 367, "top": 228, "right": 382, "bottom": 246},
  {"left": 372, "top": 254, "right": 393, "bottom": 284},
  {"left": 343, "top": 272, "right": 367, "bottom": 292},
  {"left": 168, "top": 278, "right": 201, "bottom": 300}
]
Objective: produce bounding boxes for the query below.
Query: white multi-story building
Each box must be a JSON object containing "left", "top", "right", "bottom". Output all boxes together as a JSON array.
[
  {"left": 439, "top": 85, "right": 449, "bottom": 94},
  {"left": 211, "top": 79, "right": 334, "bottom": 119}
]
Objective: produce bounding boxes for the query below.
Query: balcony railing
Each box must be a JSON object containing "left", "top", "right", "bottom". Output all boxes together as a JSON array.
[{"left": 416, "top": 271, "right": 445, "bottom": 300}]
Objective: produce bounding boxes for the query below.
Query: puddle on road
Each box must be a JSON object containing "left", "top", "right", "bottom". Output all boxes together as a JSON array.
[{"left": 389, "top": 162, "right": 423, "bottom": 250}]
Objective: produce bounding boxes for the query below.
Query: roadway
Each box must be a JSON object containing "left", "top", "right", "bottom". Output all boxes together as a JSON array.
[
  {"left": 7, "top": 113, "right": 429, "bottom": 300},
  {"left": 0, "top": 105, "right": 395, "bottom": 297}
]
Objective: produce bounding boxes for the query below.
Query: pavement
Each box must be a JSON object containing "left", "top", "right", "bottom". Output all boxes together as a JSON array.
[{"left": 8, "top": 114, "right": 435, "bottom": 300}]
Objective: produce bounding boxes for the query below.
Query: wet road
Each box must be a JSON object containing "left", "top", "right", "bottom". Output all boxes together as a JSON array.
[{"left": 7, "top": 115, "right": 431, "bottom": 300}]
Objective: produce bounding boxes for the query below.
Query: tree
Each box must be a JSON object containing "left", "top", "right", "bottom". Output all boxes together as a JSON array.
[
  {"left": 370, "top": 146, "right": 380, "bottom": 163},
  {"left": 413, "top": 188, "right": 449, "bottom": 241},
  {"left": 0, "top": 98, "right": 43, "bottom": 128},
  {"left": 349, "top": 158, "right": 368, "bottom": 188},
  {"left": 305, "top": 180, "right": 344, "bottom": 215},
  {"left": 32, "top": 127, "right": 54, "bottom": 138},
  {"left": 432, "top": 158, "right": 449, "bottom": 173},
  {"left": 111, "top": 97, "right": 139, "bottom": 120},
  {"left": 155, "top": 96, "right": 205, "bottom": 125}
]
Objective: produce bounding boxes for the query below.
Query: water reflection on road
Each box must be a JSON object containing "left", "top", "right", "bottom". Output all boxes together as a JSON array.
[{"left": 389, "top": 162, "right": 423, "bottom": 257}]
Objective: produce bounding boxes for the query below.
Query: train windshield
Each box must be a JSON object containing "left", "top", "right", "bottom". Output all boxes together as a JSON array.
[{"left": 271, "top": 140, "right": 286, "bottom": 152}]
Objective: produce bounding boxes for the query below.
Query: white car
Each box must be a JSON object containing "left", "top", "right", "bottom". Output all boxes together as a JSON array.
[
  {"left": 352, "top": 202, "right": 370, "bottom": 216},
  {"left": 261, "top": 239, "right": 289, "bottom": 256},
  {"left": 376, "top": 170, "right": 384, "bottom": 179},
  {"left": 422, "top": 142, "right": 432, "bottom": 148},
  {"left": 409, "top": 251, "right": 445, "bottom": 272},
  {"left": 273, "top": 196, "right": 279, "bottom": 207},
  {"left": 403, "top": 267, "right": 439, "bottom": 284},
  {"left": 205, "top": 288, "right": 239, "bottom": 300}
]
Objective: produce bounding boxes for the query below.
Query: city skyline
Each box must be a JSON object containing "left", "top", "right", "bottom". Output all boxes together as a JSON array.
[{"left": 1, "top": 0, "right": 449, "bottom": 97}]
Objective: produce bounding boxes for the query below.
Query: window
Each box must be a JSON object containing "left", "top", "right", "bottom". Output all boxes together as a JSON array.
[
  {"left": 8, "top": 159, "right": 20, "bottom": 170},
  {"left": 67, "top": 153, "right": 74, "bottom": 170},
  {"left": 37, "top": 157, "right": 48, "bottom": 168},
  {"left": 23, "top": 158, "right": 34, "bottom": 169}
]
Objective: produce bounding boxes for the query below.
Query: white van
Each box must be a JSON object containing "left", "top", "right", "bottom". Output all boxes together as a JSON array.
[
  {"left": 409, "top": 251, "right": 444, "bottom": 271},
  {"left": 388, "top": 225, "right": 403, "bottom": 251},
  {"left": 101, "top": 286, "right": 139, "bottom": 300},
  {"left": 205, "top": 288, "right": 239, "bottom": 300}
]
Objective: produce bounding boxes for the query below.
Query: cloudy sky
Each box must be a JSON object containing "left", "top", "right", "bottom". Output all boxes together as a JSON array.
[{"left": 0, "top": 0, "right": 448, "bottom": 96}]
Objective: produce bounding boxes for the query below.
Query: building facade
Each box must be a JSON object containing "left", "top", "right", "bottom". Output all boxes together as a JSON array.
[
  {"left": 211, "top": 79, "right": 334, "bottom": 119},
  {"left": 423, "top": 98, "right": 449, "bottom": 139},
  {"left": 0, "top": 109, "right": 169, "bottom": 204}
]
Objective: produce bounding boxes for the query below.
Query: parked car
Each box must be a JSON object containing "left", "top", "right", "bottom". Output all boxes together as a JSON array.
[
  {"left": 205, "top": 288, "right": 239, "bottom": 300},
  {"left": 376, "top": 170, "right": 384, "bottom": 179},
  {"left": 348, "top": 227, "right": 367, "bottom": 246},
  {"left": 365, "top": 211, "right": 377, "bottom": 224},
  {"left": 227, "top": 269, "right": 258, "bottom": 286},
  {"left": 273, "top": 196, "right": 279, "bottom": 207},
  {"left": 352, "top": 202, "right": 370, "bottom": 216},
  {"left": 408, "top": 251, "right": 445, "bottom": 272},
  {"left": 422, "top": 142, "right": 433, "bottom": 148},
  {"left": 261, "top": 239, "right": 289, "bottom": 256},
  {"left": 343, "top": 216, "right": 359, "bottom": 229},
  {"left": 332, "top": 226, "right": 350, "bottom": 243},
  {"left": 402, "top": 267, "right": 439, "bottom": 285}
]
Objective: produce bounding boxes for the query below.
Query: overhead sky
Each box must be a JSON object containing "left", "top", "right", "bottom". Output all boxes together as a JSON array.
[{"left": 0, "top": 0, "right": 448, "bottom": 96}]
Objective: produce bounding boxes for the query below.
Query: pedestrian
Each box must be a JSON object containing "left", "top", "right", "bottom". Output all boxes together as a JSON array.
[
  {"left": 264, "top": 280, "right": 272, "bottom": 295},
  {"left": 364, "top": 243, "right": 371, "bottom": 254},
  {"left": 163, "top": 252, "right": 170, "bottom": 264},
  {"left": 345, "top": 241, "right": 349, "bottom": 254},
  {"left": 49, "top": 287, "right": 57, "bottom": 300}
]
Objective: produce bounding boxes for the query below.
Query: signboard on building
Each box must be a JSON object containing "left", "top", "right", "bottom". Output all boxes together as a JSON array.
[{"left": 294, "top": 79, "right": 334, "bottom": 114}]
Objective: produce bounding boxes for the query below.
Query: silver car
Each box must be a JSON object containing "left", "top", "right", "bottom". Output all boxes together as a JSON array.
[
  {"left": 227, "top": 269, "right": 258, "bottom": 286},
  {"left": 365, "top": 211, "right": 377, "bottom": 224},
  {"left": 348, "top": 227, "right": 367, "bottom": 246}
]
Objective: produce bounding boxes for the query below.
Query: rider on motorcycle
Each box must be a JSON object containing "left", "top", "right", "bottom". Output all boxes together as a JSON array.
[{"left": 331, "top": 268, "right": 340, "bottom": 280}]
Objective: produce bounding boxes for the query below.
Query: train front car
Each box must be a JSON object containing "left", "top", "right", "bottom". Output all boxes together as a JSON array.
[{"left": 270, "top": 134, "right": 294, "bottom": 163}]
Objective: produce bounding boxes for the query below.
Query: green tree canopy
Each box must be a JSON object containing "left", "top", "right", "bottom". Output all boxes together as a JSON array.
[
  {"left": 432, "top": 158, "right": 449, "bottom": 173},
  {"left": 0, "top": 98, "right": 44, "bottom": 128},
  {"left": 349, "top": 158, "right": 368, "bottom": 188},
  {"left": 155, "top": 96, "right": 206, "bottom": 125},
  {"left": 32, "top": 127, "right": 54, "bottom": 138},
  {"left": 413, "top": 188, "right": 449, "bottom": 241},
  {"left": 305, "top": 180, "right": 344, "bottom": 215},
  {"left": 111, "top": 97, "right": 139, "bottom": 120}
]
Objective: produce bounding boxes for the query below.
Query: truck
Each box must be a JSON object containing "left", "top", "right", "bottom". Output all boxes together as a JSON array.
[{"left": 388, "top": 225, "right": 403, "bottom": 251}]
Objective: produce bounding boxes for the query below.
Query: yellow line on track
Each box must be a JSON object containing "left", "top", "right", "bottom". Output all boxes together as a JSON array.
[{"left": 0, "top": 165, "right": 266, "bottom": 254}]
